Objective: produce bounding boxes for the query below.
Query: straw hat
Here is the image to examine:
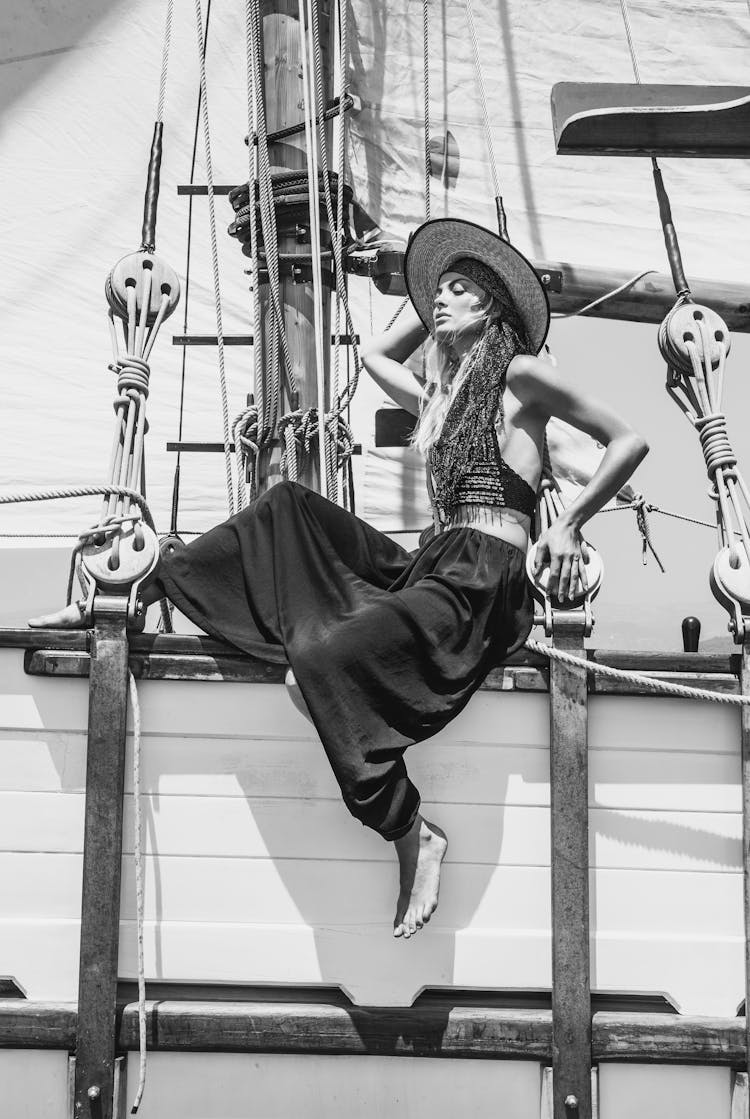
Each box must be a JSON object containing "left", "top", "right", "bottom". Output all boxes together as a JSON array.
[{"left": 403, "top": 218, "right": 550, "bottom": 353}]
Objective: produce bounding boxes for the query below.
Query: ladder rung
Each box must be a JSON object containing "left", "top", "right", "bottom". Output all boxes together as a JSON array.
[{"left": 172, "top": 334, "right": 360, "bottom": 346}]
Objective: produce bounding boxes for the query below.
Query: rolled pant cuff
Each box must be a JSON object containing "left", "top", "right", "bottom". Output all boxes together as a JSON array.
[{"left": 377, "top": 794, "right": 421, "bottom": 842}]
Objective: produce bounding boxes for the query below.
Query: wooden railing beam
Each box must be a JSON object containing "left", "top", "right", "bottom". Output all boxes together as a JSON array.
[
  {"left": 742, "top": 639, "right": 750, "bottom": 1090},
  {"left": 550, "top": 612, "right": 592, "bottom": 1119},
  {"left": 73, "top": 598, "right": 130, "bottom": 1119}
]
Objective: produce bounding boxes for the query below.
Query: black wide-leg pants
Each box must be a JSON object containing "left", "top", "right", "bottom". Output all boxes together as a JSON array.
[{"left": 157, "top": 481, "right": 533, "bottom": 839}]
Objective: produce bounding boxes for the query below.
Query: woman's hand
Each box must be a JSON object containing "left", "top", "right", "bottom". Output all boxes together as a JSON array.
[{"left": 533, "top": 516, "right": 590, "bottom": 602}]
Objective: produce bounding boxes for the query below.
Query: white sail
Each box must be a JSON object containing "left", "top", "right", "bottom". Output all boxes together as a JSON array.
[
  {"left": 346, "top": 0, "right": 750, "bottom": 280},
  {"left": 1, "top": 0, "right": 749, "bottom": 646}
]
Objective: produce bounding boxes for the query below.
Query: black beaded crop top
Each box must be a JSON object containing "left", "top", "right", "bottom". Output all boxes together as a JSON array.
[{"left": 428, "top": 374, "right": 538, "bottom": 524}]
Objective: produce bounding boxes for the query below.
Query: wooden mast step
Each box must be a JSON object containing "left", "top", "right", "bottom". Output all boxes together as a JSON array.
[{"left": 551, "top": 83, "right": 750, "bottom": 158}]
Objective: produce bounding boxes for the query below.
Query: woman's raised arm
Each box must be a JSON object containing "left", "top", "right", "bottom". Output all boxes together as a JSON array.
[{"left": 360, "top": 307, "right": 430, "bottom": 416}]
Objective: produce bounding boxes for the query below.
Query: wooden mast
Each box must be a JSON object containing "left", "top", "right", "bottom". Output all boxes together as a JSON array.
[{"left": 256, "top": 0, "right": 336, "bottom": 493}]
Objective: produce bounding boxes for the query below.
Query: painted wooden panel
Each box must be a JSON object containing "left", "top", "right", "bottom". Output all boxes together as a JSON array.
[
  {"left": 0, "top": 791, "right": 744, "bottom": 876},
  {"left": 124, "top": 1052, "right": 543, "bottom": 1119},
  {"left": 1, "top": 851, "right": 743, "bottom": 929},
  {"left": 589, "top": 694, "right": 739, "bottom": 755},
  {"left": 0, "top": 727, "right": 742, "bottom": 812},
  {"left": 0, "top": 1050, "right": 70, "bottom": 1119},
  {"left": 3, "top": 913, "right": 743, "bottom": 1011},
  {"left": 599, "top": 1064, "right": 731, "bottom": 1119},
  {"left": 0, "top": 650, "right": 551, "bottom": 741}
]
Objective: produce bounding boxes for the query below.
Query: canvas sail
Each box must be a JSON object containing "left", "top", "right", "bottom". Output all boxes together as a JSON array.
[
  {"left": 1, "top": 0, "right": 749, "bottom": 652},
  {"left": 345, "top": 0, "right": 750, "bottom": 280}
]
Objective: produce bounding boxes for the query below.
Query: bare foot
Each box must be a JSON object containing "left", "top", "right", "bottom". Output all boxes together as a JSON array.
[
  {"left": 393, "top": 814, "right": 448, "bottom": 939},
  {"left": 28, "top": 602, "right": 87, "bottom": 629}
]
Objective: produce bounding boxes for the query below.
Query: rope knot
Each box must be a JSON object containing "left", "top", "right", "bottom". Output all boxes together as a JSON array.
[
  {"left": 629, "top": 492, "right": 665, "bottom": 573},
  {"left": 695, "top": 412, "right": 736, "bottom": 481},
  {"left": 115, "top": 354, "right": 151, "bottom": 398}
]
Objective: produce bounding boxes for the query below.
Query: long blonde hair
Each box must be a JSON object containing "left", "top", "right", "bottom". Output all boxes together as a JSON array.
[{"left": 411, "top": 292, "right": 501, "bottom": 457}]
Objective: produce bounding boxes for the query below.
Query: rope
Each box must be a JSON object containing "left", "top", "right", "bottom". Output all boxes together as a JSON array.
[
  {"left": 248, "top": 0, "right": 296, "bottom": 395},
  {"left": 194, "top": 0, "right": 235, "bottom": 516},
  {"left": 156, "top": 0, "right": 175, "bottom": 124},
  {"left": 422, "top": 0, "right": 431, "bottom": 221},
  {"left": 464, "top": 0, "right": 501, "bottom": 202},
  {"left": 308, "top": 0, "right": 362, "bottom": 416},
  {"left": 551, "top": 270, "right": 658, "bottom": 319},
  {"left": 618, "top": 0, "right": 643, "bottom": 84},
  {"left": 0, "top": 485, "right": 154, "bottom": 524},
  {"left": 232, "top": 403, "right": 260, "bottom": 507},
  {"left": 600, "top": 493, "right": 666, "bottom": 571},
  {"left": 128, "top": 671, "right": 148, "bottom": 1114},
  {"left": 525, "top": 638, "right": 750, "bottom": 706},
  {"left": 299, "top": 0, "right": 329, "bottom": 495},
  {"left": 245, "top": 0, "right": 265, "bottom": 506},
  {"left": 384, "top": 297, "right": 410, "bottom": 332},
  {"left": 170, "top": 0, "right": 213, "bottom": 536}
]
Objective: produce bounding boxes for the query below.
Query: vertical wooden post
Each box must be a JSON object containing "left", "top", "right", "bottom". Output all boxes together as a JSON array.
[
  {"left": 549, "top": 614, "right": 592, "bottom": 1119},
  {"left": 741, "top": 638, "right": 750, "bottom": 1093},
  {"left": 73, "top": 600, "right": 130, "bottom": 1119},
  {"left": 257, "top": 0, "right": 335, "bottom": 493}
]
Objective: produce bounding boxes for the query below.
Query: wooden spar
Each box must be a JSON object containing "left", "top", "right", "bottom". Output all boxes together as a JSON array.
[
  {"left": 73, "top": 601, "right": 130, "bottom": 1119},
  {"left": 255, "top": 0, "right": 335, "bottom": 493},
  {"left": 742, "top": 640, "right": 750, "bottom": 1091},
  {"left": 549, "top": 614, "right": 592, "bottom": 1119},
  {"left": 551, "top": 83, "right": 750, "bottom": 158},
  {"left": 346, "top": 253, "right": 750, "bottom": 333},
  {"left": 2, "top": 999, "right": 748, "bottom": 1064}
]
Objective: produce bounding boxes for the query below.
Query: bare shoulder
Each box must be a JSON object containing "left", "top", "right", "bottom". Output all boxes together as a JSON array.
[{"left": 506, "top": 353, "right": 556, "bottom": 399}]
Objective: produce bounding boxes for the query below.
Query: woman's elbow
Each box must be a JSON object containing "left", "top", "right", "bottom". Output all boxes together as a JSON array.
[{"left": 630, "top": 431, "right": 649, "bottom": 464}]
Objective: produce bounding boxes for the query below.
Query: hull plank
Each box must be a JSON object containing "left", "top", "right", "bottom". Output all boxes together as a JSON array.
[{"left": 0, "top": 647, "right": 744, "bottom": 1012}]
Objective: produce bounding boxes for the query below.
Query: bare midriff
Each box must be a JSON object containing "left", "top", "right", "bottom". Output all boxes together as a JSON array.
[{"left": 445, "top": 502, "right": 530, "bottom": 553}]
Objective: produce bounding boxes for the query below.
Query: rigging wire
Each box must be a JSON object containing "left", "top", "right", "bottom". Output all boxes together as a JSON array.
[
  {"left": 171, "top": 0, "right": 214, "bottom": 534},
  {"left": 193, "top": 0, "right": 235, "bottom": 515},
  {"left": 422, "top": 0, "right": 431, "bottom": 221},
  {"left": 156, "top": 0, "right": 175, "bottom": 124},
  {"left": 309, "top": 0, "right": 361, "bottom": 499},
  {"left": 299, "top": 0, "right": 330, "bottom": 495},
  {"left": 248, "top": 0, "right": 296, "bottom": 396},
  {"left": 550, "top": 269, "right": 658, "bottom": 319},
  {"left": 464, "top": 0, "right": 507, "bottom": 238},
  {"left": 618, "top": 0, "right": 643, "bottom": 84}
]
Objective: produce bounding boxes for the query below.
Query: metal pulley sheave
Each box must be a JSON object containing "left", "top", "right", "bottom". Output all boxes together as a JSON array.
[
  {"left": 658, "top": 297, "right": 750, "bottom": 640},
  {"left": 81, "top": 118, "right": 181, "bottom": 629}
]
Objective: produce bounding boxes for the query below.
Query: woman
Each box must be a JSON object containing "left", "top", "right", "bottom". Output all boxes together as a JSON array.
[{"left": 31, "top": 219, "right": 648, "bottom": 939}]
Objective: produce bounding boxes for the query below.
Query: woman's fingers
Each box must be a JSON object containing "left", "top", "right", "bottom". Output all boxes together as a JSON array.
[{"left": 556, "top": 556, "right": 572, "bottom": 602}]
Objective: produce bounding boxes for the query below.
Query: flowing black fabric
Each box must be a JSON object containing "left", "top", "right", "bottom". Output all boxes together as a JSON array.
[{"left": 157, "top": 481, "right": 533, "bottom": 840}]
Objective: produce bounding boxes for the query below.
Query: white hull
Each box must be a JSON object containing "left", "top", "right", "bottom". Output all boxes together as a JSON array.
[{"left": 2, "top": 543, "right": 747, "bottom": 1118}]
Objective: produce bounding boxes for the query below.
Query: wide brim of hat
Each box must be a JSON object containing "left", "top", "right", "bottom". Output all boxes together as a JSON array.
[{"left": 404, "top": 218, "right": 550, "bottom": 353}]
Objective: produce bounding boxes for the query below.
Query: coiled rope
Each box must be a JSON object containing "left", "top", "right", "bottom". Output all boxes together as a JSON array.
[{"left": 525, "top": 638, "right": 750, "bottom": 706}]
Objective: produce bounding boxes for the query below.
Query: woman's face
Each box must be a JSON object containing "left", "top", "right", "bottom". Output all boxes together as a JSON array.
[{"left": 433, "top": 271, "right": 487, "bottom": 340}]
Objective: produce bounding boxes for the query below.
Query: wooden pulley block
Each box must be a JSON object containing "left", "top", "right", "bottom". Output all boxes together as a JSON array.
[
  {"left": 81, "top": 521, "right": 160, "bottom": 591},
  {"left": 710, "top": 545, "right": 750, "bottom": 640},
  {"left": 525, "top": 540, "right": 603, "bottom": 609},
  {"left": 658, "top": 302, "right": 731, "bottom": 372},
  {"left": 106, "top": 251, "right": 180, "bottom": 325}
]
